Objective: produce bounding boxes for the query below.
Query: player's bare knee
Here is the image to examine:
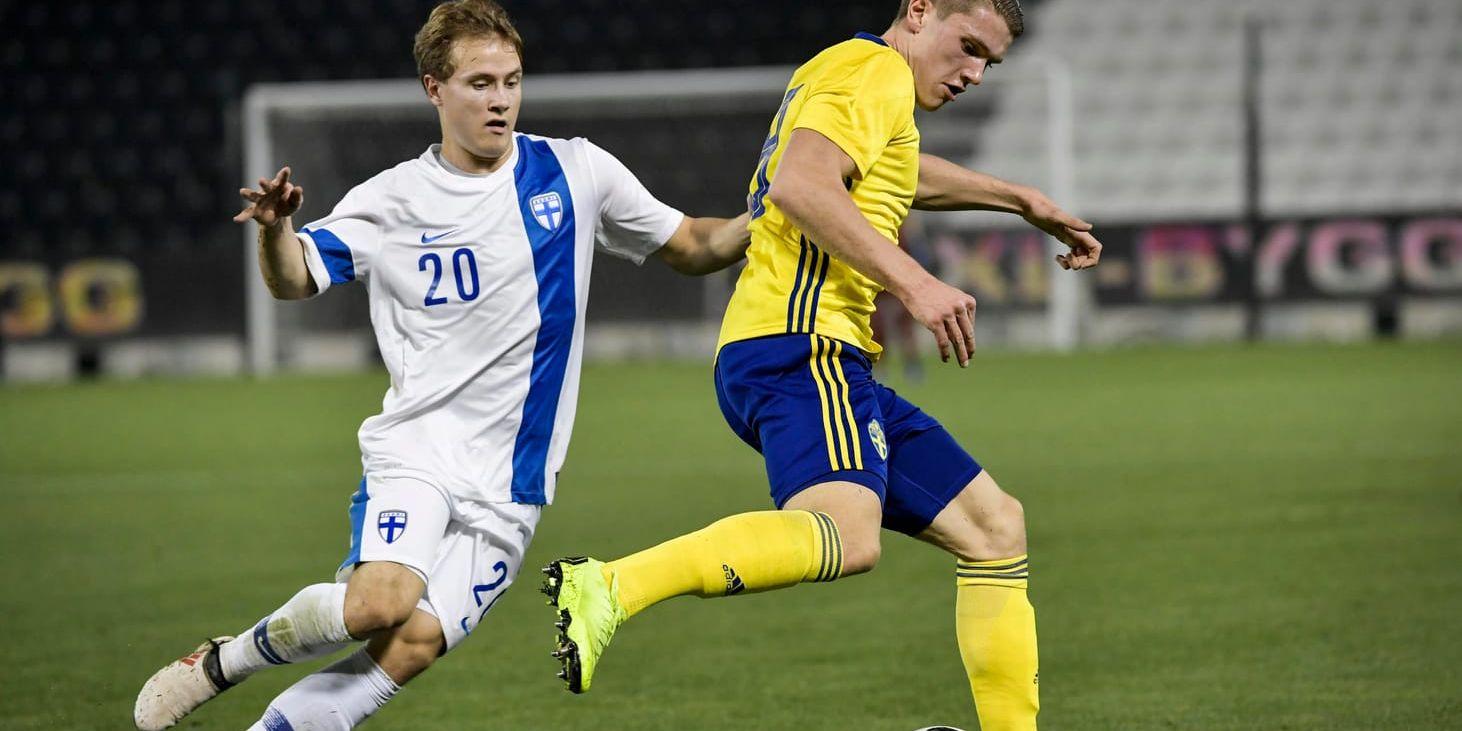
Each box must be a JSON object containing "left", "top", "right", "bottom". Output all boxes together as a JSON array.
[
  {"left": 344, "top": 564, "right": 425, "bottom": 635},
  {"left": 838, "top": 534, "right": 882, "bottom": 576},
  {"left": 344, "top": 593, "right": 415, "bottom": 636},
  {"left": 951, "top": 492, "right": 1025, "bottom": 560},
  {"left": 984, "top": 493, "right": 1027, "bottom": 557},
  {"left": 825, "top": 511, "right": 881, "bottom": 575},
  {"left": 926, "top": 483, "right": 1029, "bottom": 561},
  {"left": 785, "top": 480, "right": 885, "bottom": 576}
]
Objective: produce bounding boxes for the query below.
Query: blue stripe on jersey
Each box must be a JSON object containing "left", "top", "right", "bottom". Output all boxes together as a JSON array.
[
  {"left": 854, "top": 31, "right": 889, "bottom": 47},
  {"left": 509, "top": 136, "right": 578, "bottom": 505},
  {"left": 301, "top": 227, "right": 356, "bottom": 284},
  {"left": 337, "top": 477, "right": 369, "bottom": 574}
]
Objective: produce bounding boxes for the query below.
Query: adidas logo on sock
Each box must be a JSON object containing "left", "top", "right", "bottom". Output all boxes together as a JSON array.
[{"left": 721, "top": 564, "right": 746, "bottom": 595}]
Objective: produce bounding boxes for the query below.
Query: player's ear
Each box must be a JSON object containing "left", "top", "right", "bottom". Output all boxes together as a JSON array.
[
  {"left": 423, "top": 75, "right": 445, "bottom": 107},
  {"left": 906, "top": 0, "right": 932, "bottom": 32}
]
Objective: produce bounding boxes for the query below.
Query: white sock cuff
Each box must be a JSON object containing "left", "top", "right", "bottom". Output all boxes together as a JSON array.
[
  {"left": 347, "top": 648, "right": 402, "bottom": 698},
  {"left": 257, "top": 648, "right": 401, "bottom": 730},
  {"left": 321, "top": 582, "right": 351, "bottom": 643},
  {"left": 277, "top": 582, "right": 351, "bottom": 647},
  {"left": 222, "top": 582, "right": 353, "bottom": 682}
]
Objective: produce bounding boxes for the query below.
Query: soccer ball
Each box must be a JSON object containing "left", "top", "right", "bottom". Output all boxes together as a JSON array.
[{"left": 913, "top": 727, "right": 967, "bottom": 731}]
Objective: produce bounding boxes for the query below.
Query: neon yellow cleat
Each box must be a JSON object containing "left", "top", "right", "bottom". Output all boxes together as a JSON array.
[{"left": 540, "top": 556, "right": 626, "bottom": 693}]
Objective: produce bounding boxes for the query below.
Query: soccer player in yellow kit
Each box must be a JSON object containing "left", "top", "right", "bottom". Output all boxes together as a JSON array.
[{"left": 544, "top": 1, "right": 1101, "bottom": 728}]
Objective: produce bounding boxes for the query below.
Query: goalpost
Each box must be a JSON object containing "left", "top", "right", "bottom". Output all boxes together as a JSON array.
[{"left": 241, "top": 63, "right": 1079, "bottom": 375}]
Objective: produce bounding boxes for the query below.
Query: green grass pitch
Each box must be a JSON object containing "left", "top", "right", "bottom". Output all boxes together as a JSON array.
[{"left": 2, "top": 341, "right": 1459, "bottom": 730}]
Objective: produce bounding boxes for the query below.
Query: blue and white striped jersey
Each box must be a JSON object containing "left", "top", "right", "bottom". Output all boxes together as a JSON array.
[{"left": 297, "top": 133, "right": 684, "bottom": 505}]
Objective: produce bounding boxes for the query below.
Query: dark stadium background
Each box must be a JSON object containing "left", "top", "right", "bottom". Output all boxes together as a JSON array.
[
  {"left": 1, "top": 1, "right": 1458, "bottom": 729},
  {"left": 0, "top": 0, "right": 932, "bottom": 340}
]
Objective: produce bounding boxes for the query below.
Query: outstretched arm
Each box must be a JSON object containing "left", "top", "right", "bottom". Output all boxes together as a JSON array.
[
  {"left": 768, "top": 128, "right": 979, "bottom": 366},
  {"left": 915, "top": 153, "right": 1103, "bottom": 270},
  {"left": 654, "top": 212, "right": 752, "bottom": 276},
  {"left": 234, "top": 166, "right": 317, "bottom": 300}
]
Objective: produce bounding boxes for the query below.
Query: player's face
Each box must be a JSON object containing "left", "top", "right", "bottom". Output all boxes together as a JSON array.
[
  {"left": 430, "top": 35, "right": 523, "bottom": 163},
  {"left": 908, "top": 5, "right": 1012, "bottom": 111}
]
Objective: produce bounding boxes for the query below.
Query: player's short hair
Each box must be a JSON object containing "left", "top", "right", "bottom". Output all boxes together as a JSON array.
[
  {"left": 893, "top": 0, "right": 1025, "bottom": 38},
  {"left": 413, "top": 0, "right": 525, "bottom": 86}
]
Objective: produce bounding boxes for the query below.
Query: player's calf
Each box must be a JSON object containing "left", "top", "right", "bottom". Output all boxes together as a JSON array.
[{"left": 365, "top": 608, "right": 445, "bottom": 685}]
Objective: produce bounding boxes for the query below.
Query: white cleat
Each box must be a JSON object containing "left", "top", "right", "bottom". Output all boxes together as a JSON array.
[{"left": 133, "top": 636, "right": 237, "bottom": 730}]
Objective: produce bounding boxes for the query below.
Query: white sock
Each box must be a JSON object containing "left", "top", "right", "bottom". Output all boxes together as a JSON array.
[
  {"left": 220, "top": 583, "right": 353, "bottom": 683},
  {"left": 245, "top": 648, "right": 400, "bottom": 731}
]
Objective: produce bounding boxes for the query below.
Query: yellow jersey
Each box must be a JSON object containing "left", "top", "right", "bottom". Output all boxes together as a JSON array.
[{"left": 719, "top": 33, "right": 920, "bottom": 356}]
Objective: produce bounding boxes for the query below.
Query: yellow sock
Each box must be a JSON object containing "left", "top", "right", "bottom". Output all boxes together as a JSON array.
[
  {"left": 606, "top": 510, "right": 841, "bottom": 618},
  {"left": 956, "top": 555, "right": 1040, "bottom": 731}
]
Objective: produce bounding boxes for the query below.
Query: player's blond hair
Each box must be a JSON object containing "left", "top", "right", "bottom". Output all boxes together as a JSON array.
[
  {"left": 893, "top": 0, "right": 1025, "bottom": 37},
  {"left": 413, "top": 0, "right": 525, "bottom": 88}
]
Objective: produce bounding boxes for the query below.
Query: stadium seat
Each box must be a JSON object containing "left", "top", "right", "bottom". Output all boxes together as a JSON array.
[{"left": 966, "top": 0, "right": 1461, "bottom": 220}]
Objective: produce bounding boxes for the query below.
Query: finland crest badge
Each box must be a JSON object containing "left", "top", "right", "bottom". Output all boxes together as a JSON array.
[
  {"left": 529, "top": 192, "right": 564, "bottom": 231},
  {"left": 378, "top": 510, "right": 408, "bottom": 544}
]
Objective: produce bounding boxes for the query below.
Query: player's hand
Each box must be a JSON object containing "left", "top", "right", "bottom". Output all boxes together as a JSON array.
[
  {"left": 899, "top": 276, "right": 978, "bottom": 368},
  {"left": 1020, "top": 191, "right": 1102, "bottom": 270},
  {"left": 234, "top": 167, "right": 304, "bottom": 228}
]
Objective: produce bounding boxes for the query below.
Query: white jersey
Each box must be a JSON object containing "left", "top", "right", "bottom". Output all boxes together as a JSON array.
[{"left": 297, "top": 133, "right": 683, "bottom": 505}]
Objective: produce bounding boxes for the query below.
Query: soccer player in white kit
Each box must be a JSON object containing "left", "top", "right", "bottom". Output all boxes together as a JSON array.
[{"left": 132, "top": 2, "right": 751, "bottom": 729}]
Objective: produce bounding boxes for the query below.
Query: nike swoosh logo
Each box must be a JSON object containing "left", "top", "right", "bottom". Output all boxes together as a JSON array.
[{"left": 420, "top": 230, "right": 457, "bottom": 244}]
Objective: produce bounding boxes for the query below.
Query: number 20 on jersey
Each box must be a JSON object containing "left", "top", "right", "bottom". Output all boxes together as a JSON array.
[{"left": 419, "top": 247, "right": 480, "bottom": 306}]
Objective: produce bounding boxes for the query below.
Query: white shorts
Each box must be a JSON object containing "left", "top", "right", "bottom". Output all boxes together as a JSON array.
[{"left": 334, "top": 474, "right": 542, "bottom": 652}]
